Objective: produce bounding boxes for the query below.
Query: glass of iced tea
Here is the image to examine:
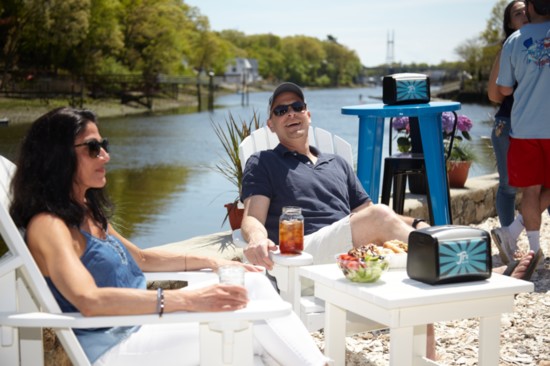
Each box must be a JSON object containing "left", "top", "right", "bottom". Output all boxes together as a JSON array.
[{"left": 279, "top": 206, "right": 304, "bottom": 255}]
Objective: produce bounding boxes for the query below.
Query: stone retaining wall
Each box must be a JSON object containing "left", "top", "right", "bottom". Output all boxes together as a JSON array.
[{"left": 402, "top": 173, "right": 516, "bottom": 226}]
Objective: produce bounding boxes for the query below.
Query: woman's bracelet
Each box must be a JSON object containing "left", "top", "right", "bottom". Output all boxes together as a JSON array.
[
  {"left": 156, "top": 288, "right": 165, "bottom": 317},
  {"left": 412, "top": 218, "right": 426, "bottom": 229}
]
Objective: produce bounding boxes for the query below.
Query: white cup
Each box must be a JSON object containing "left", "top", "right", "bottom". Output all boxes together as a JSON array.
[{"left": 218, "top": 265, "right": 245, "bottom": 286}]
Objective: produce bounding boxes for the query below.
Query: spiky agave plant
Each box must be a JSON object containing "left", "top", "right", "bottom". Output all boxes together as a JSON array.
[{"left": 210, "top": 111, "right": 262, "bottom": 225}]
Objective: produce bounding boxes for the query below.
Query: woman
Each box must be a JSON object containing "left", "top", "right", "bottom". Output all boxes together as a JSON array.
[
  {"left": 9, "top": 107, "right": 328, "bottom": 365},
  {"left": 488, "top": 0, "right": 529, "bottom": 228}
]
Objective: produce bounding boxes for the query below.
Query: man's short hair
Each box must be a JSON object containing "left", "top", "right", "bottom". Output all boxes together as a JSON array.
[
  {"left": 527, "top": 0, "right": 550, "bottom": 15},
  {"left": 267, "top": 82, "right": 305, "bottom": 116}
]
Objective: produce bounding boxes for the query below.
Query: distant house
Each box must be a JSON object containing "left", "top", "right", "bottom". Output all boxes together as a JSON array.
[{"left": 224, "top": 58, "right": 261, "bottom": 84}]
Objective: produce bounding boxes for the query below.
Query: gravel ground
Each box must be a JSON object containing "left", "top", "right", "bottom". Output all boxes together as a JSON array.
[{"left": 312, "top": 213, "right": 550, "bottom": 366}]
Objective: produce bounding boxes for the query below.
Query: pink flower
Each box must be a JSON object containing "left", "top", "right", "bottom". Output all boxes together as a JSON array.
[{"left": 457, "top": 115, "right": 473, "bottom": 132}]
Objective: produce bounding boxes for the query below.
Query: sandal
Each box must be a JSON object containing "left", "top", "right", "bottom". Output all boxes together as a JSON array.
[
  {"left": 523, "top": 249, "right": 544, "bottom": 281},
  {"left": 503, "top": 249, "right": 543, "bottom": 281}
]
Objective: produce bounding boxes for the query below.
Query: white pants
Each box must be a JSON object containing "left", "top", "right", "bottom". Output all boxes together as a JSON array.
[{"left": 95, "top": 274, "right": 328, "bottom": 366}]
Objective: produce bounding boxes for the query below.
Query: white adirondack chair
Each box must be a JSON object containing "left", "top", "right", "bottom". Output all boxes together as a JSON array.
[
  {"left": 0, "top": 155, "right": 291, "bottom": 366},
  {"left": 233, "top": 126, "right": 383, "bottom": 333}
]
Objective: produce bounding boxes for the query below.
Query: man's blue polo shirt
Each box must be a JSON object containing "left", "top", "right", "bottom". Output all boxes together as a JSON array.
[{"left": 241, "top": 144, "right": 371, "bottom": 244}]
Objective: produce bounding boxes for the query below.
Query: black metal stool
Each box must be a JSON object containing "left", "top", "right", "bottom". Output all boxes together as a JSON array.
[
  {"left": 380, "top": 152, "right": 432, "bottom": 219},
  {"left": 380, "top": 114, "right": 457, "bottom": 224}
]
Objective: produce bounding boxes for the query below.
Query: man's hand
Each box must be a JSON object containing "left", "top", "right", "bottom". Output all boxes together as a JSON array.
[{"left": 244, "top": 237, "right": 278, "bottom": 270}]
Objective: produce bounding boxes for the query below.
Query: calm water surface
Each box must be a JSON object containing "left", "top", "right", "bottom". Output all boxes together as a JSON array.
[{"left": 0, "top": 87, "right": 498, "bottom": 248}]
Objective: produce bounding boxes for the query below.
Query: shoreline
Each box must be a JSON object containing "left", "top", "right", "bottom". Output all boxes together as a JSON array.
[{"left": 0, "top": 95, "right": 199, "bottom": 125}]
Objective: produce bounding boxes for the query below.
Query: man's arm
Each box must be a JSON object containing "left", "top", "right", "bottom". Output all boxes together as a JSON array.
[{"left": 241, "top": 195, "right": 278, "bottom": 270}]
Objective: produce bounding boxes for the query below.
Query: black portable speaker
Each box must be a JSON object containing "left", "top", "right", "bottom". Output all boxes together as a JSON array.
[
  {"left": 382, "top": 73, "right": 430, "bottom": 105},
  {"left": 407, "top": 225, "right": 492, "bottom": 285}
]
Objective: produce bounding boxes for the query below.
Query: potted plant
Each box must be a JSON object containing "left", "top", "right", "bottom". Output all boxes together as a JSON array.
[
  {"left": 446, "top": 140, "right": 478, "bottom": 188},
  {"left": 211, "top": 111, "right": 262, "bottom": 229},
  {"left": 392, "top": 112, "right": 477, "bottom": 189}
]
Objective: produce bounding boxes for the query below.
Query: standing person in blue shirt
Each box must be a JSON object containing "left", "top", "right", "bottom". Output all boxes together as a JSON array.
[
  {"left": 488, "top": 0, "right": 528, "bottom": 227},
  {"left": 495, "top": 0, "right": 550, "bottom": 269}
]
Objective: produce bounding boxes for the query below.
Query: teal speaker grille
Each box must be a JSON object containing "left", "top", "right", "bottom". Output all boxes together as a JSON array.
[{"left": 438, "top": 238, "right": 489, "bottom": 279}]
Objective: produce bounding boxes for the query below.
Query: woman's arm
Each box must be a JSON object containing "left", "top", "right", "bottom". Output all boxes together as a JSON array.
[
  {"left": 26, "top": 214, "right": 248, "bottom": 316},
  {"left": 109, "top": 224, "right": 261, "bottom": 273}
]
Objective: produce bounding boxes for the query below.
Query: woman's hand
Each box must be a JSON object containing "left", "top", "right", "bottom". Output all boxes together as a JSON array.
[{"left": 182, "top": 284, "right": 249, "bottom": 312}]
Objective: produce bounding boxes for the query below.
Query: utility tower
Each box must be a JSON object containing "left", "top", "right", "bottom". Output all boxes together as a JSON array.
[{"left": 386, "top": 30, "right": 395, "bottom": 73}]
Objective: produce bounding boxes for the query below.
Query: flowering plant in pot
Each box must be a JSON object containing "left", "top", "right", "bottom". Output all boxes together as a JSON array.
[
  {"left": 211, "top": 111, "right": 262, "bottom": 229},
  {"left": 392, "top": 112, "right": 477, "bottom": 188},
  {"left": 393, "top": 112, "right": 474, "bottom": 156}
]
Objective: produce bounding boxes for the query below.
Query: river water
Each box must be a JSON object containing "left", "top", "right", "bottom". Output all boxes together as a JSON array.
[{"left": 0, "top": 87, "right": 498, "bottom": 248}]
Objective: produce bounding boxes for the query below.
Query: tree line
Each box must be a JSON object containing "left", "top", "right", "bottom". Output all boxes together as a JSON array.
[
  {"left": 0, "top": 0, "right": 510, "bottom": 91},
  {"left": 0, "top": 0, "right": 361, "bottom": 88}
]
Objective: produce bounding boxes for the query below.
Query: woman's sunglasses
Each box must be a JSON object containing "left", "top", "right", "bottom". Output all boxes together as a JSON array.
[
  {"left": 74, "top": 138, "right": 109, "bottom": 158},
  {"left": 272, "top": 101, "right": 307, "bottom": 117}
]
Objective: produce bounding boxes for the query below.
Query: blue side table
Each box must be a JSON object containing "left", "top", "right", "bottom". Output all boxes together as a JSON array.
[{"left": 341, "top": 101, "right": 461, "bottom": 225}]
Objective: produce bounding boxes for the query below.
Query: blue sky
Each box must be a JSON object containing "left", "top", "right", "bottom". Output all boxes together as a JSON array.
[{"left": 184, "top": 0, "right": 499, "bottom": 67}]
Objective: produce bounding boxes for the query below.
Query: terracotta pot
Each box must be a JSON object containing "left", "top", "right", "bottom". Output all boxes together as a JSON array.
[
  {"left": 224, "top": 202, "right": 244, "bottom": 230},
  {"left": 447, "top": 161, "right": 472, "bottom": 188}
]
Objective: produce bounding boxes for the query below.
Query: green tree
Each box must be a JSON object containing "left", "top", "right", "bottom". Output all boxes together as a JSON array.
[
  {"left": 79, "top": 0, "right": 125, "bottom": 75},
  {"left": 454, "top": 0, "right": 511, "bottom": 89},
  {"left": 278, "top": 36, "right": 326, "bottom": 85},
  {"left": 322, "top": 37, "right": 362, "bottom": 86},
  {"left": 119, "top": 0, "right": 190, "bottom": 77},
  {"left": 14, "top": 0, "right": 90, "bottom": 74}
]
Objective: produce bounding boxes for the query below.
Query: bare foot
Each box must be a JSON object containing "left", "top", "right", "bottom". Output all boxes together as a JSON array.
[{"left": 493, "top": 250, "right": 535, "bottom": 279}]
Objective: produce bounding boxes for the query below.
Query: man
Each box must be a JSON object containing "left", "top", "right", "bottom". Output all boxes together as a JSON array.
[
  {"left": 240, "top": 82, "right": 536, "bottom": 361},
  {"left": 240, "top": 82, "right": 430, "bottom": 270},
  {"left": 495, "top": 0, "right": 550, "bottom": 269}
]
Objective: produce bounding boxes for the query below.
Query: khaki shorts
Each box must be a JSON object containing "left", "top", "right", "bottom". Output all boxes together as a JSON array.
[{"left": 304, "top": 215, "right": 353, "bottom": 265}]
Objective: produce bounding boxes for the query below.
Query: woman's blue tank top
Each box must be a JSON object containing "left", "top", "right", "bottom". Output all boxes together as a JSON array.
[{"left": 46, "top": 230, "right": 147, "bottom": 364}]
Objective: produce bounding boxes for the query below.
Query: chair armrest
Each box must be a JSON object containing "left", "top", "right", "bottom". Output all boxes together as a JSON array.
[
  {"left": 0, "top": 300, "right": 291, "bottom": 329},
  {"left": 144, "top": 270, "right": 216, "bottom": 282},
  {"left": 271, "top": 251, "right": 313, "bottom": 266},
  {"left": 233, "top": 231, "right": 314, "bottom": 267}
]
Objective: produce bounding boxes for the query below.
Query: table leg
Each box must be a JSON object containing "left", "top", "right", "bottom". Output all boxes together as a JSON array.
[
  {"left": 324, "top": 302, "right": 347, "bottom": 366},
  {"left": 390, "top": 326, "right": 414, "bottom": 366},
  {"left": 356, "top": 116, "right": 385, "bottom": 203},
  {"left": 417, "top": 114, "right": 452, "bottom": 225},
  {"left": 479, "top": 315, "right": 501, "bottom": 366}
]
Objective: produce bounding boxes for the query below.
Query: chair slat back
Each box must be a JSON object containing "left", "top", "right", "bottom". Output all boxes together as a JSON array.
[
  {"left": 238, "top": 126, "right": 354, "bottom": 172},
  {"left": 0, "top": 155, "right": 91, "bottom": 366}
]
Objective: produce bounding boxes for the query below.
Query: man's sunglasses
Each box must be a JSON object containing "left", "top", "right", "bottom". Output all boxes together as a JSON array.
[
  {"left": 272, "top": 101, "right": 307, "bottom": 117},
  {"left": 74, "top": 138, "right": 109, "bottom": 158}
]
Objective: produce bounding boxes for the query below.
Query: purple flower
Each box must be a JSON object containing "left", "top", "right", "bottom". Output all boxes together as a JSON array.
[
  {"left": 392, "top": 112, "right": 474, "bottom": 154},
  {"left": 441, "top": 112, "right": 455, "bottom": 134},
  {"left": 392, "top": 117, "right": 409, "bottom": 131}
]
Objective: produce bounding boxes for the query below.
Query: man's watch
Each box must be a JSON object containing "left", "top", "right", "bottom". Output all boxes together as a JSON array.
[{"left": 412, "top": 218, "right": 426, "bottom": 229}]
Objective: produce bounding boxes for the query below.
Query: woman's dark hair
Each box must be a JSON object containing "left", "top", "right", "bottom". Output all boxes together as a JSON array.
[
  {"left": 503, "top": 0, "right": 525, "bottom": 39},
  {"left": 9, "top": 107, "right": 113, "bottom": 230}
]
